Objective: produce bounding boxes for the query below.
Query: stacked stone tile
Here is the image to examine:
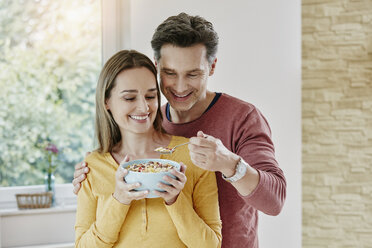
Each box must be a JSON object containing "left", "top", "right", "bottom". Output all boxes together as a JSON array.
[{"left": 302, "top": 0, "right": 372, "bottom": 247}]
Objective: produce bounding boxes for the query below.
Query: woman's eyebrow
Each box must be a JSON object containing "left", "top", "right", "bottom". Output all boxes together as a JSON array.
[
  {"left": 120, "top": 89, "right": 138, "bottom": 93},
  {"left": 120, "top": 88, "right": 157, "bottom": 93}
]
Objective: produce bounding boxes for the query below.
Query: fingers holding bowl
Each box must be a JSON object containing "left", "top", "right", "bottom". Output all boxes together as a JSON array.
[
  {"left": 153, "top": 163, "right": 186, "bottom": 205},
  {"left": 121, "top": 159, "right": 183, "bottom": 202},
  {"left": 161, "top": 174, "right": 183, "bottom": 190},
  {"left": 114, "top": 167, "right": 149, "bottom": 204},
  {"left": 128, "top": 190, "right": 149, "bottom": 201},
  {"left": 171, "top": 163, "right": 187, "bottom": 183}
]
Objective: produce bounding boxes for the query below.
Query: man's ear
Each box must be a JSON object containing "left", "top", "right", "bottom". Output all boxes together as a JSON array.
[
  {"left": 154, "top": 58, "right": 158, "bottom": 69},
  {"left": 209, "top": 57, "right": 217, "bottom": 76}
]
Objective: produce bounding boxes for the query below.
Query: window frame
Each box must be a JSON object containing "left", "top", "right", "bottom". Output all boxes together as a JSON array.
[{"left": 0, "top": 0, "right": 131, "bottom": 209}]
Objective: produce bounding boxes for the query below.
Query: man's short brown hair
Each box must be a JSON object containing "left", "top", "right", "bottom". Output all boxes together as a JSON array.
[{"left": 151, "top": 13, "right": 219, "bottom": 64}]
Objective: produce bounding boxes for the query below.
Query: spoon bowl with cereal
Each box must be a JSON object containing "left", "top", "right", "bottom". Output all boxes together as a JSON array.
[{"left": 154, "top": 142, "right": 190, "bottom": 154}]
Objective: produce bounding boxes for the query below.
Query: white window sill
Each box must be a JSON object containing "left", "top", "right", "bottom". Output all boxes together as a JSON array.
[
  {"left": 0, "top": 189, "right": 76, "bottom": 247},
  {"left": 0, "top": 204, "right": 76, "bottom": 217},
  {"left": 5, "top": 243, "right": 74, "bottom": 248},
  {"left": 0, "top": 183, "right": 77, "bottom": 210}
]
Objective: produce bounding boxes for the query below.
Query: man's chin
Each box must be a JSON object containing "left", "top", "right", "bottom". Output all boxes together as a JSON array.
[{"left": 169, "top": 101, "right": 194, "bottom": 112}]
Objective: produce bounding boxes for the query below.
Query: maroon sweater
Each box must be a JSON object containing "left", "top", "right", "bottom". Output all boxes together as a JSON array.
[{"left": 161, "top": 93, "right": 286, "bottom": 248}]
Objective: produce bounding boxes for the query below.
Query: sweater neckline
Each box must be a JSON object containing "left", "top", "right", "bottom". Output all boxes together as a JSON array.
[{"left": 164, "top": 93, "right": 225, "bottom": 126}]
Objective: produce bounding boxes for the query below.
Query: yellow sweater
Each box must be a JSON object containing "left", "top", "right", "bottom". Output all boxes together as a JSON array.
[{"left": 75, "top": 136, "right": 222, "bottom": 248}]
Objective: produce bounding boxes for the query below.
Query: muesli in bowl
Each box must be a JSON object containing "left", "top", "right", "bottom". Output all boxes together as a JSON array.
[
  {"left": 127, "top": 161, "right": 174, "bottom": 173},
  {"left": 121, "top": 159, "right": 180, "bottom": 198}
]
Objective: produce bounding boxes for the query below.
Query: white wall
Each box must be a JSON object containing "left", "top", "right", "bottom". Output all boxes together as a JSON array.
[{"left": 128, "top": 1, "right": 302, "bottom": 247}]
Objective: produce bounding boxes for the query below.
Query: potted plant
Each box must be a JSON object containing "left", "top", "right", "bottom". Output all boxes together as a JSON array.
[{"left": 44, "top": 143, "right": 59, "bottom": 205}]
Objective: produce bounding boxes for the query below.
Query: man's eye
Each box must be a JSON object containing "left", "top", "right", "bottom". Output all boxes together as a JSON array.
[
  {"left": 124, "top": 97, "right": 135, "bottom": 101},
  {"left": 146, "top": 96, "right": 156, "bottom": 100},
  {"left": 188, "top": 74, "right": 198, "bottom": 78},
  {"left": 165, "top": 72, "right": 176, "bottom": 76}
]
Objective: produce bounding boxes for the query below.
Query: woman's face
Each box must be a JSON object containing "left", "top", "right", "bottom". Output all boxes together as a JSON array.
[{"left": 105, "top": 67, "right": 159, "bottom": 135}]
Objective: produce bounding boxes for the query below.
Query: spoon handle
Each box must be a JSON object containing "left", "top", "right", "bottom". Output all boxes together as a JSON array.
[{"left": 172, "top": 142, "right": 190, "bottom": 150}]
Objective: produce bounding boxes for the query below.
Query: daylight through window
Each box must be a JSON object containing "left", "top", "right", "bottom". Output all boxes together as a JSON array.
[{"left": 0, "top": 0, "right": 102, "bottom": 186}]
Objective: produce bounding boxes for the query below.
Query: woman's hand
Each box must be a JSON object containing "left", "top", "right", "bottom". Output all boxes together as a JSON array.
[
  {"left": 72, "top": 152, "right": 91, "bottom": 195},
  {"left": 154, "top": 163, "right": 187, "bottom": 205},
  {"left": 113, "top": 156, "right": 149, "bottom": 205}
]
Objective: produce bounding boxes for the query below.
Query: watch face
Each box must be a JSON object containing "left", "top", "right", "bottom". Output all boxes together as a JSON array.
[
  {"left": 222, "top": 158, "right": 248, "bottom": 183},
  {"left": 236, "top": 160, "right": 247, "bottom": 176},
  {"left": 237, "top": 163, "right": 244, "bottom": 173}
]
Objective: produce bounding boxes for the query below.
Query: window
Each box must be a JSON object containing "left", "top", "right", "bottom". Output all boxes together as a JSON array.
[{"left": 0, "top": 0, "right": 102, "bottom": 186}]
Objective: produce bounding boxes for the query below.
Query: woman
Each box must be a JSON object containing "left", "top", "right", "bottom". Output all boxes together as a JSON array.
[{"left": 75, "top": 50, "right": 221, "bottom": 247}]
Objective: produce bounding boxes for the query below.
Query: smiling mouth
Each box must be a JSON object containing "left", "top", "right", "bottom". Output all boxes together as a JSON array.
[
  {"left": 171, "top": 91, "right": 193, "bottom": 101},
  {"left": 129, "top": 114, "right": 150, "bottom": 120}
]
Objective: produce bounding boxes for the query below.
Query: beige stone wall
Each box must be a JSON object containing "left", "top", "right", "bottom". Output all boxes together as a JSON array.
[{"left": 302, "top": 0, "right": 372, "bottom": 247}]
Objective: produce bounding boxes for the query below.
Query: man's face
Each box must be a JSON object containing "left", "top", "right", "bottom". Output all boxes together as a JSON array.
[{"left": 157, "top": 44, "right": 215, "bottom": 112}]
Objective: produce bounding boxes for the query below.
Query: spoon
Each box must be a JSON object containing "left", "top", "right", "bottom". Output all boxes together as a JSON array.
[{"left": 154, "top": 142, "right": 190, "bottom": 154}]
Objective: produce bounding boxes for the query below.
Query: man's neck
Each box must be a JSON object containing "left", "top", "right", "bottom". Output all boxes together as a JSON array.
[{"left": 169, "top": 91, "right": 216, "bottom": 123}]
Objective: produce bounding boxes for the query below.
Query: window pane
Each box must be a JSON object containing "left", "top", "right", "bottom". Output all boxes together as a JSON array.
[{"left": 0, "top": 0, "right": 101, "bottom": 186}]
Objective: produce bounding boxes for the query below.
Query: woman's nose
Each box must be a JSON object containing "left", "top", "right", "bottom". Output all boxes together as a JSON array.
[{"left": 137, "top": 96, "right": 149, "bottom": 112}]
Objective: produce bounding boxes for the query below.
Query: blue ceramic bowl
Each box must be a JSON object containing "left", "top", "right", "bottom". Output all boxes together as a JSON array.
[{"left": 121, "top": 159, "right": 181, "bottom": 198}]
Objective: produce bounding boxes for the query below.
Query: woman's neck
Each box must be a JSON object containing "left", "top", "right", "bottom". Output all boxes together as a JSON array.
[{"left": 112, "top": 130, "right": 170, "bottom": 161}]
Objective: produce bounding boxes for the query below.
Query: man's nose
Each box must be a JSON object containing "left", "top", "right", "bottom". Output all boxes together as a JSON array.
[{"left": 173, "top": 78, "right": 188, "bottom": 93}]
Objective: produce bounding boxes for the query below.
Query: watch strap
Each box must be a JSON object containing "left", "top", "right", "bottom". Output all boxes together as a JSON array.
[{"left": 222, "top": 158, "right": 248, "bottom": 183}]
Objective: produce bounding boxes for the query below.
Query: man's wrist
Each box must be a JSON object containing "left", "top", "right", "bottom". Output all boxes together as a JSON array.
[{"left": 220, "top": 153, "right": 240, "bottom": 177}]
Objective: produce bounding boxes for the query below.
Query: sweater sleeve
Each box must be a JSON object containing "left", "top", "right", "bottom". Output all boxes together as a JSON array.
[
  {"left": 75, "top": 170, "right": 130, "bottom": 247},
  {"left": 236, "top": 108, "right": 287, "bottom": 215},
  {"left": 165, "top": 170, "right": 222, "bottom": 248}
]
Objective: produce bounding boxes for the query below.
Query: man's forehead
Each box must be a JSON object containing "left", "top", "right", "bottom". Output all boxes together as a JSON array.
[
  {"left": 158, "top": 45, "right": 209, "bottom": 72},
  {"left": 158, "top": 60, "right": 207, "bottom": 73}
]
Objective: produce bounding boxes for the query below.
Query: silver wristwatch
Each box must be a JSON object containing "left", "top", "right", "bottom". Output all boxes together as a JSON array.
[{"left": 222, "top": 158, "right": 248, "bottom": 183}]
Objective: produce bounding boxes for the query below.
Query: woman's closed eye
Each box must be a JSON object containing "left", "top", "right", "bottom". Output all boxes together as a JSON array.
[
  {"left": 123, "top": 96, "right": 135, "bottom": 101},
  {"left": 123, "top": 95, "right": 156, "bottom": 101}
]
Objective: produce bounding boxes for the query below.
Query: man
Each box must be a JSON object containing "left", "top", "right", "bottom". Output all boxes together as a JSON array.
[{"left": 73, "top": 13, "right": 286, "bottom": 248}]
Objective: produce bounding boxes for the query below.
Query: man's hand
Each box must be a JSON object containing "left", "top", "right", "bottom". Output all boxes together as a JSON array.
[
  {"left": 190, "top": 131, "right": 260, "bottom": 196},
  {"left": 72, "top": 152, "right": 91, "bottom": 195},
  {"left": 188, "top": 131, "right": 240, "bottom": 177},
  {"left": 154, "top": 163, "right": 187, "bottom": 205}
]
